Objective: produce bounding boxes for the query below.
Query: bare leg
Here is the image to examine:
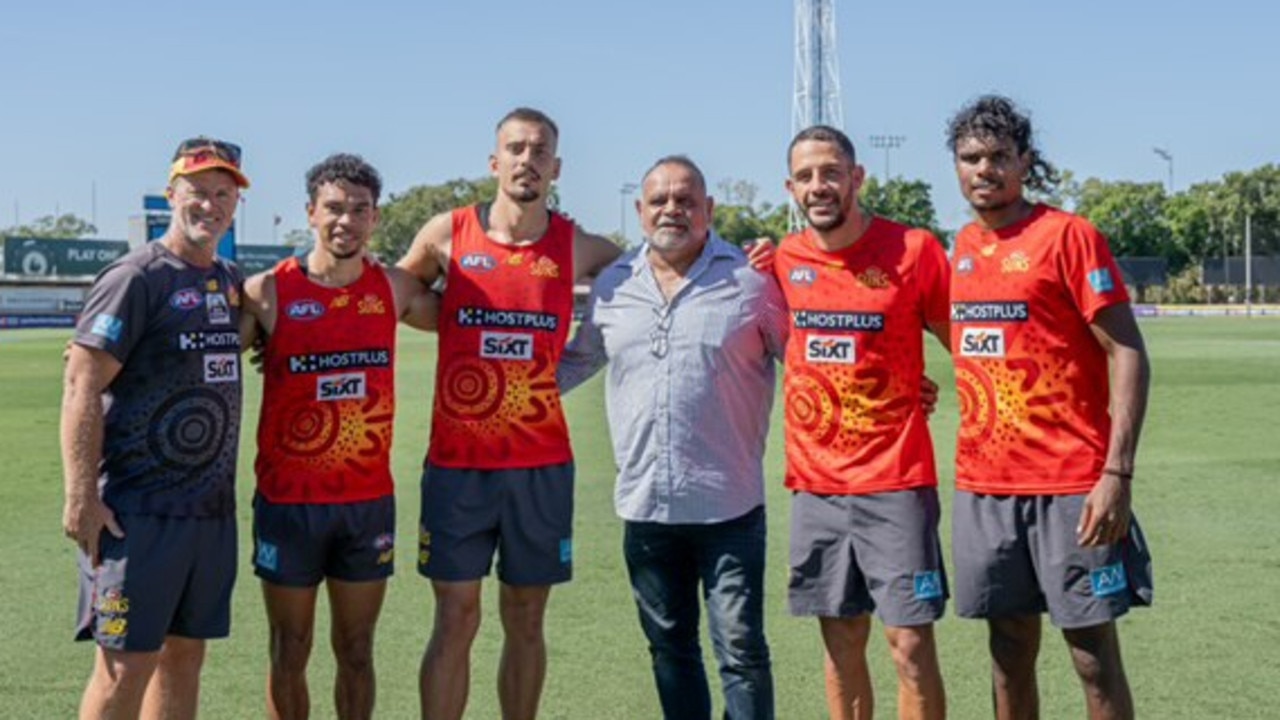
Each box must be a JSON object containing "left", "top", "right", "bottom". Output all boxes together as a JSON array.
[
  {"left": 79, "top": 646, "right": 161, "bottom": 720},
  {"left": 988, "top": 616, "right": 1042, "bottom": 720},
  {"left": 1062, "top": 622, "right": 1133, "bottom": 720},
  {"left": 883, "top": 623, "right": 946, "bottom": 720},
  {"left": 497, "top": 583, "right": 552, "bottom": 720},
  {"left": 263, "top": 582, "right": 319, "bottom": 720},
  {"left": 140, "top": 636, "right": 206, "bottom": 720},
  {"left": 420, "top": 580, "right": 482, "bottom": 720},
  {"left": 820, "top": 615, "right": 874, "bottom": 720},
  {"left": 328, "top": 579, "right": 387, "bottom": 720}
]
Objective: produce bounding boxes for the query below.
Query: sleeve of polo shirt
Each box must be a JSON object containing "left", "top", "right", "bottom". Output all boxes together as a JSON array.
[{"left": 557, "top": 287, "right": 609, "bottom": 394}]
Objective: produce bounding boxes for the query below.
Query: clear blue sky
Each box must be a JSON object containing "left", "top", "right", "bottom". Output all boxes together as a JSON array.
[{"left": 2, "top": 0, "right": 1275, "bottom": 245}]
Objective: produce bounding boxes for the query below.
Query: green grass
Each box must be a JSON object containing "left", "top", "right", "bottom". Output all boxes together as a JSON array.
[{"left": 1, "top": 318, "right": 1278, "bottom": 718}]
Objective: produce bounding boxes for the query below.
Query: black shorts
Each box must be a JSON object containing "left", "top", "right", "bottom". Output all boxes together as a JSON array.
[
  {"left": 418, "top": 462, "right": 574, "bottom": 586},
  {"left": 252, "top": 493, "right": 396, "bottom": 587},
  {"left": 75, "top": 513, "right": 237, "bottom": 652}
]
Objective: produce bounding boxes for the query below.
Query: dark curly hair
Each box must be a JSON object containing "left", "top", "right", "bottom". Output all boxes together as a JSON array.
[
  {"left": 946, "top": 95, "right": 1059, "bottom": 193},
  {"left": 305, "top": 153, "right": 383, "bottom": 204}
]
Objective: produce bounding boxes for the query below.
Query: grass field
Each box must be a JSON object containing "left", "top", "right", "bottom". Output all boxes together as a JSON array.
[{"left": 1, "top": 318, "right": 1278, "bottom": 718}]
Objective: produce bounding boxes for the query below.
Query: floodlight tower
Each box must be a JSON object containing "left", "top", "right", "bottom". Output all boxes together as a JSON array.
[{"left": 791, "top": 0, "right": 845, "bottom": 230}]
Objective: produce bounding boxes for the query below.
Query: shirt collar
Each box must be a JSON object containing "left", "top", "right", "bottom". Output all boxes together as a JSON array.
[{"left": 620, "top": 231, "right": 737, "bottom": 278}]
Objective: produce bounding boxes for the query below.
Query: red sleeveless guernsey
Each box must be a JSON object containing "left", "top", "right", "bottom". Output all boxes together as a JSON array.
[
  {"left": 255, "top": 255, "right": 397, "bottom": 503},
  {"left": 428, "top": 204, "right": 575, "bottom": 469}
]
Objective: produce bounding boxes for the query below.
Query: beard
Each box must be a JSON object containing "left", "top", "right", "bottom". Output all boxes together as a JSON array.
[
  {"left": 505, "top": 186, "right": 541, "bottom": 203},
  {"left": 803, "top": 194, "right": 852, "bottom": 232}
]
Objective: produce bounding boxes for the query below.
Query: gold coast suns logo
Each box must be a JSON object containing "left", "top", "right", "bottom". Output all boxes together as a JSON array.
[
  {"left": 856, "top": 266, "right": 890, "bottom": 289},
  {"left": 357, "top": 293, "right": 387, "bottom": 315},
  {"left": 1002, "top": 251, "right": 1031, "bottom": 274},
  {"left": 529, "top": 256, "right": 560, "bottom": 278}
]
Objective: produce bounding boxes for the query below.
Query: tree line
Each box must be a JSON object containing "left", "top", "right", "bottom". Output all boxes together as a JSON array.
[{"left": 7, "top": 164, "right": 1276, "bottom": 278}]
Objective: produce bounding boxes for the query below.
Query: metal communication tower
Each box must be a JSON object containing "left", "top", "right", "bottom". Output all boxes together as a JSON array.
[{"left": 791, "top": 0, "right": 844, "bottom": 229}]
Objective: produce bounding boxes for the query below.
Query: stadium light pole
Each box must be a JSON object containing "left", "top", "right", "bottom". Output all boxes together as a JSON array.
[
  {"left": 619, "top": 182, "right": 638, "bottom": 246},
  {"left": 1153, "top": 147, "right": 1174, "bottom": 194},
  {"left": 868, "top": 135, "right": 906, "bottom": 180}
]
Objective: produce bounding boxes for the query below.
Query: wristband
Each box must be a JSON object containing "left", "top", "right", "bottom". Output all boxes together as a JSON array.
[{"left": 1102, "top": 468, "right": 1133, "bottom": 480}]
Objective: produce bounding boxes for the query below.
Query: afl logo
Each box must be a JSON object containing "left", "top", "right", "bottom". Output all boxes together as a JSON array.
[
  {"left": 789, "top": 266, "right": 817, "bottom": 286},
  {"left": 169, "top": 288, "right": 204, "bottom": 310},
  {"left": 286, "top": 299, "right": 326, "bottom": 321},
  {"left": 460, "top": 253, "right": 497, "bottom": 273}
]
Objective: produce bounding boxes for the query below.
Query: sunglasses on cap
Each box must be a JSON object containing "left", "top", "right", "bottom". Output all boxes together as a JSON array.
[{"left": 173, "top": 137, "right": 243, "bottom": 167}]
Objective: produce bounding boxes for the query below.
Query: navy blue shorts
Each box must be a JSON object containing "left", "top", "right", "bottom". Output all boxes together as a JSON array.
[
  {"left": 75, "top": 513, "right": 237, "bottom": 652},
  {"left": 418, "top": 462, "right": 574, "bottom": 586},
  {"left": 252, "top": 493, "right": 396, "bottom": 587}
]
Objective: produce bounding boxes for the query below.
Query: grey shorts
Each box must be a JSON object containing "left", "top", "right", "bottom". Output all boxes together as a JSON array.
[
  {"left": 252, "top": 493, "right": 396, "bottom": 587},
  {"left": 76, "top": 513, "right": 237, "bottom": 652},
  {"left": 788, "top": 488, "right": 948, "bottom": 626},
  {"left": 418, "top": 461, "right": 574, "bottom": 586},
  {"left": 951, "top": 490, "right": 1154, "bottom": 629}
]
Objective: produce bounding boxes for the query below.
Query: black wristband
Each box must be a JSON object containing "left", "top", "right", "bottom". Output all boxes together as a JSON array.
[{"left": 1102, "top": 468, "right": 1133, "bottom": 480}]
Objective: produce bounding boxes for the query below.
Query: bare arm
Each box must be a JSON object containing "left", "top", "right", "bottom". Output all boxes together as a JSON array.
[
  {"left": 572, "top": 226, "right": 624, "bottom": 283},
  {"left": 1077, "top": 303, "right": 1150, "bottom": 546},
  {"left": 239, "top": 270, "right": 277, "bottom": 351},
  {"left": 386, "top": 265, "right": 439, "bottom": 332},
  {"left": 396, "top": 211, "right": 453, "bottom": 288},
  {"left": 61, "top": 345, "right": 125, "bottom": 565}
]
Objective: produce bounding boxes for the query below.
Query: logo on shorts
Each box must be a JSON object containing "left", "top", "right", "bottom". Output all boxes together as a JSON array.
[
  {"left": 90, "top": 313, "right": 124, "bottom": 342},
  {"left": 959, "top": 327, "right": 1005, "bottom": 358},
  {"left": 169, "top": 287, "right": 204, "bottom": 311},
  {"left": 95, "top": 587, "right": 130, "bottom": 641},
  {"left": 481, "top": 331, "right": 534, "bottom": 360},
  {"left": 205, "top": 293, "right": 231, "bottom": 325},
  {"left": 316, "top": 372, "right": 366, "bottom": 401},
  {"left": 374, "top": 533, "right": 395, "bottom": 565},
  {"left": 96, "top": 588, "right": 130, "bottom": 615},
  {"left": 913, "top": 571, "right": 944, "bottom": 601},
  {"left": 418, "top": 527, "right": 432, "bottom": 568},
  {"left": 559, "top": 538, "right": 573, "bottom": 565},
  {"left": 256, "top": 541, "right": 279, "bottom": 572},
  {"left": 1089, "top": 563, "right": 1127, "bottom": 597},
  {"left": 203, "top": 353, "right": 239, "bottom": 383}
]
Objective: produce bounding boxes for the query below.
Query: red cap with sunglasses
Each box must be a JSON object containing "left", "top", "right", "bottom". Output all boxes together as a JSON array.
[{"left": 169, "top": 136, "right": 251, "bottom": 189}]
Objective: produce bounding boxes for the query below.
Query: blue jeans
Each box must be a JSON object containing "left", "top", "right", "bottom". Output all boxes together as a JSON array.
[{"left": 623, "top": 505, "right": 774, "bottom": 720}]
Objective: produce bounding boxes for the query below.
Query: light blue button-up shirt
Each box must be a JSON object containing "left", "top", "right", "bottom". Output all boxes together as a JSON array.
[{"left": 558, "top": 233, "right": 789, "bottom": 524}]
